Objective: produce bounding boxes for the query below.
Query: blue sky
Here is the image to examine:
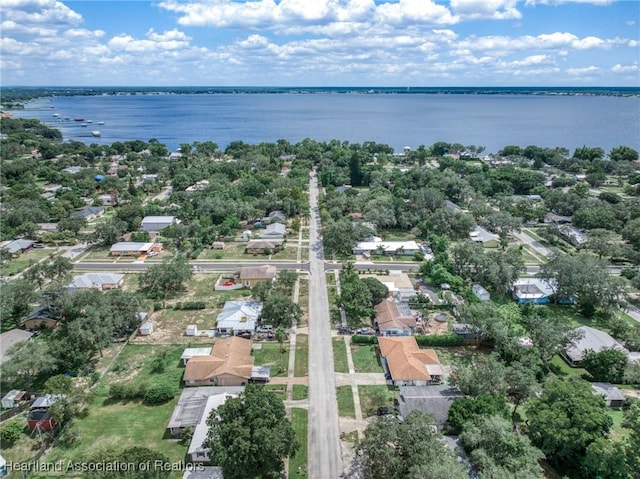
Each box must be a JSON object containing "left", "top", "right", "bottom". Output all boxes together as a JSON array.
[{"left": 1, "top": 0, "right": 638, "bottom": 86}]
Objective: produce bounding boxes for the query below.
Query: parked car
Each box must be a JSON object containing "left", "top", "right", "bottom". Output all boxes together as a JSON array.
[
  {"left": 338, "top": 326, "right": 353, "bottom": 335},
  {"left": 377, "top": 406, "right": 397, "bottom": 416},
  {"left": 356, "top": 328, "right": 376, "bottom": 335}
]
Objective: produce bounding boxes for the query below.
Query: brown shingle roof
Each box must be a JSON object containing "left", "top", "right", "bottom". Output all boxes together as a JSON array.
[
  {"left": 245, "top": 240, "right": 282, "bottom": 250},
  {"left": 378, "top": 337, "right": 441, "bottom": 382},
  {"left": 183, "top": 337, "right": 254, "bottom": 382},
  {"left": 375, "top": 301, "right": 416, "bottom": 332},
  {"left": 236, "top": 265, "right": 277, "bottom": 280}
]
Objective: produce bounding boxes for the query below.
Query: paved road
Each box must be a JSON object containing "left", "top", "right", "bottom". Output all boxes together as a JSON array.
[
  {"left": 307, "top": 172, "right": 342, "bottom": 479},
  {"left": 513, "top": 230, "right": 552, "bottom": 259}
]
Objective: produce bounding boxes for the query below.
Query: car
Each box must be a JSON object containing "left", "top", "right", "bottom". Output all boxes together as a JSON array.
[
  {"left": 356, "top": 328, "right": 376, "bottom": 335},
  {"left": 33, "top": 243, "right": 45, "bottom": 248},
  {"left": 377, "top": 406, "right": 397, "bottom": 416},
  {"left": 338, "top": 326, "right": 353, "bottom": 335}
]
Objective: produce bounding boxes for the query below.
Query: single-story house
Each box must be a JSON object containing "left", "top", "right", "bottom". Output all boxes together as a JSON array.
[
  {"left": 2, "top": 239, "right": 34, "bottom": 256},
  {"left": 183, "top": 337, "right": 269, "bottom": 387},
  {"left": 22, "top": 307, "right": 59, "bottom": 330},
  {"left": 562, "top": 326, "right": 629, "bottom": 366},
  {"left": 66, "top": 272, "right": 124, "bottom": 292},
  {"left": 511, "top": 278, "right": 557, "bottom": 304},
  {"left": 558, "top": 225, "right": 588, "bottom": 246},
  {"left": 167, "top": 386, "right": 244, "bottom": 438},
  {"left": 70, "top": 206, "right": 104, "bottom": 221},
  {"left": 378, "top": 337, "right": 444, "bottom": 386},
  {"left": 544, "top": 212, "right": 572, "bottom": 224},
  {"left": 469, "top": 227, "right": 500, "bottom": 248},
  {"left": 262, "top": 210, "right": 286, "bottom": 224},
  {"left": 37, "top": 223, "right": 59, "bottom": 233},
  {"left": 212, "top": 241, "right": 225, "bottom": 250},
  {"left": 62, "top": 166, "right": 82, "bottom": 174},
  {"left": 374, "top": 300, "right": 416, "bottom": 337},
  {"left": 27, "top": 394, "right": 64, "bottom": 431},
  {"left": 396, "top": 385, "right": 465, "bottom": 429},
  {"left": 259, "top": 222, "right": 286, "bottom": 239},
  {"left": 188, "top": 393, "right": 238, "bottom": 463},
  {"left": 472, "top": 284, "right": 490, "bottom": 302},
  {"left": 0, "top": 329, "right": 34, "bottom": 364},
  {"left": 353, "top": 240, "right": 422, "bottom": 256},
  {"left": 98, "top": 193, "right": 116, "bottom": 206},
  {"left": 245, "top": 240, "right": 282, "bottom": 254},
  {"left": 181, "top": 348, "right": 213, "bottom": 366},
  {"left": 140, "top": 215, "right": 180, "bottom": 232},
  {"left": 2, "top": 390, "right": 28, "bottom": 409},
  {"left": 591, "top": 382, "right": 626, "bottom": 408},
  {"left": 109, "top": 241, "right": 162, "bottom": 256},
  {"left": 216, "top": 301, "right": 263, "bottom": 337},
  {"left": 234, "top": 265, "right": 277, "bottom": 287}
]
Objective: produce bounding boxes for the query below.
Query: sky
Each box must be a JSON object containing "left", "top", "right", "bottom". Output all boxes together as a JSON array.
[{"left": 1, "top": 0, "right": 639, "bottom": 87}]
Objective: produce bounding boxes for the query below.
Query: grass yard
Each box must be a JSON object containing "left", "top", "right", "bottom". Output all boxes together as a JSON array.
[
  {"left": 350, "top": 344, "right": 383, "bottom": 373},
  {"left": 432, "top": 346, "right": 480, "bottom": 371},
  {"left": 44, "top": 394, "right": 186, "bottom": 478},
  {"left": 289, "top": 408, "right": 308, "bottom": 479},
  {"left": 550, "top": 354, "right": 590, "bottom": 378},
  {"left": 104, "top": 343, "right": 186, "bottom": 388},
  {"left": 333, "top": 338, "right": 349, "bottom": 373},
  {"left": 0, "top": 415, "right": 44, "bottom": 463},
  {"left": 253, "top": 343, "right": 289, "bottom": 377},
  {"left": 262, "top": 384, "right": 287, "bottom": 401},
  {"left": 292, "top": 385, "right": 308, "bottom": 400},
  {"left": 139, "top": 307, "right": 217, "bottom": 344},
  {"left": 297, "top": 279, "right": 309, "bottom": 327},
  {"left": 336, "top": 385, "right": 356, "bottom": 418},
  {"left": 294, "top": 334, "right": 309, "bottom": 377},
  {"left": 608, "top": 409, "right": 631, "bottom": 441},
  {"left": 326, "top": 272, "right": 336, "bottom": 285},
  {"left": 358, "top": 385, "right": 398, "bottom": 417},
  {"left": 1, "top": 249, "right": 53, "bottom": 276},
  {"left": 198, "top": 242, "right": 300, "bottom": 260}
]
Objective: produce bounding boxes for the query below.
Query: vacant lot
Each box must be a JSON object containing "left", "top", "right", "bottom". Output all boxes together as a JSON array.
[
  {"left": 253, "top": 343, "right": 289, "bottom": 377},
  {"left": 1, "top": 248, "right": 52, "bottom": 276},
  {"left": 103, "top": 343, "right": 185, "bottom": 387},
  {"left": 359, "top": 385, "right": 398, "bottom": 418},
  {"left": 351, "top": 344, "right": 383, "bottom": 373}
]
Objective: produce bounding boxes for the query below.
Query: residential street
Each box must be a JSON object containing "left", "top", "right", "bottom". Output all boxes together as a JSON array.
[{"left": 306, "top": 171, "right": 342, "bottom": 479}]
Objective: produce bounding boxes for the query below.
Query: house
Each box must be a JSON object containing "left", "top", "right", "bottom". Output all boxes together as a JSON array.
[
  {"left": 140, "top": 215, "right": 180, "bottom": 232},
  {"left": 216, "top": 301, "right": 263, "bottom": 337},
  {"left": 22, "top": 307, "right": 59, "bottom": 329},
  {"left": 167, "top": 386, "right": 244, "bottom": 438},
  {"left": 183, "top": 337, "right": 269, "bottom": 387},
  {"left": 591, "top": 382, "right": 626, "bottom": 408},
  {"left": 396, "top": 385, "right": 465, "bottom": 429},
  {"left": 244, "top": 240, "right": 282, "bottom": 254},
  {"left": 374, "top": 300, "right": 416, "bottom": 337},
  {"left": 0, "top": 329, "right": 33, "bottom": 364},
  {"left": 98, "top": 193, "right": 116, "bottom": 206},
  {"left": 511, "top": 278, "right": 558, "bottom": 304},
  {"left": 262, "top": 210, "right": 286, "bottom": 224},
  {"left": 558, "top": 225, "right": 588, "bottom": 246},
  {"left": 378, "top": 336, "right": 444, "bottom": 386},
  {"left": 259, "top": 222, "right": 286, "bottom": 239},
  {"left": 27, "top": 394, "right": 64, "bottom": 431},
  {"left": 472, "top": 284, "right": 490, "bottom": 302},
  {"left": 544, "top": 212, "right": 572, "bottom": 224},
  {"left": 2, "top": 390, "right": 27, "bottom": 409},
  {"left": 188, "top": 393, "right": 238, "bottom": 462},
  {"left": 181, "top": 347, "right": 213, "bottom": 366},
  {"left": 234, "top": 265, "right": 277, "bottom": 287},
  {"left": 562, "top": 326, "right": 629, "bottom": 366},
  {"left": 66, "top": 272, "right": 124, "bottom": 292},
  {"left": 353, "top": 239, "right": 422, "bottom": 256},
  {"left": 109, "top": 241, "right": 161, "bottom": 256},
  {"left": 139, "top": 322, "right": 154, "bottom": 336},
  {"left": 70, "top": 206, "right": 104, "bottom": 221},
  {"left": 62, "top": 166, "right": 82, "bottom": 174},
  {"left": 395, "top": 288, "right": 417, "bottom": 303},
  {"left": 469, "top": 227, "right": 500, "bottom": 248},
  {"left": 2, "top": 239, "right": 34, "bottom": 256}
]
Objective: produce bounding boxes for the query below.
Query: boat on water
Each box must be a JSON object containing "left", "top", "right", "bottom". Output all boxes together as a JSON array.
[
  {"left": 52, "top": 113, "right": 60, "bottom": 117},
  {"left": 74, "top": 117, "right": 84, "bottom": 121},
  {"left": 91, "top": 131, "right": 101, "bottom": 137},
  {"left": 97, "top": 121, "right": 105, "bottom": 125}
]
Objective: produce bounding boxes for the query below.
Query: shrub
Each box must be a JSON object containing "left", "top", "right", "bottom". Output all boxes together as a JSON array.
[
  {"left": 175, "top": 301, "right": 206, "bottom": 310},
  {"left": 89, "top": 372, "right": 100, "bottom": 385},
  {"left": 214, "top": 252, "right": 224, "bottom": 259},
  {"left": 415, "top": 334, "right": 464, "bottom": 347},
  {"left": 413, "top": 251, "right": 425, "bottom": 261},
  {"left": 144, "top": 382, "right": 177, "bottom": 405},
  {"left": 621, "top": 268, "right": 637, "bottom": 280},
  {"left": 109, "top": 381, "right": 146, "bottom": 401},
  {"left": 352, "top": 335, "right": 378, "bottom": 345},
  {"left": 0, "top": 421, "right": 24, "bottom": 447}
]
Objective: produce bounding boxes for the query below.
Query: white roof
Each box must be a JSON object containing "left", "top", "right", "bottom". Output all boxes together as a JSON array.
[
  {"left": 110, "top": 242, "right": 155, "bottom": 252},
  {"left": 512, "top": 278, "right": 556, "bottom": 299},
  {"left": 188, "top": 393, "right": 237, "bottom": 456},
  {"left": 216, "top": 301, "right": 262, "bottom": 332},
  {"left": 181, "top": 348, "right": 212, "bottom": 361},
  {"left": 67, "top": 272, "right": 124, "bottom": 289},
  {"left": 141, "top": 216, "right": 176, "bottom": 224},
  {"left": 469, "top": 226, "right": 499, "bottom": 243},
  {"left": 354, "top": 240, "right": 420, "bottom": 252}
]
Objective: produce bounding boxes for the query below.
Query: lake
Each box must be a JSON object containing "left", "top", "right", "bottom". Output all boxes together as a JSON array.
[{"left": 11, "top": 92, "right": 640, "bottom": 154}]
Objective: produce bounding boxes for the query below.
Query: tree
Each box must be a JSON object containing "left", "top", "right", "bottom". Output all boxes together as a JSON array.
[
  {"left": 206, "top": 385, "right": 298, "bottom": 479},
  {"left": 505, "top": 360, "right": 540, "bottom": 425},
  {"left": 609, "top": 145, "right": 638, "bottom": 162},
  {"left": 622, "top": 217, "right": 640, "bottom": 249},
  {"left": 251, "top": 280, "right": 273, "bottom": 302},
  {"left": 452, "top": 353, "right": 508, "bottom": 398},
  {"left": 361, "top": 277, "right": 389, "bottom": 306},
  {"left": 45, "top": 374, "right": 87, "bottom": 424},
  {"left": 358, "top": 411, "right": 468, "bottom": 479},
  {"left": 582, "top": 348, "right": 628, "bottom": 384},
  {"left": 275, "top": 326, "right": 287, "bottom": 352},
  {"left": 57, "top": 216, "right": 86, "bottom": 235},
  {"left": 447, "top": 393, "right": 510, "bottom": 434},
  {"left": 93, "top": 217, "right": 128, "bottom": 246},
  {"left": 0, "top": 278, "right": 38, "bottom": 328},
  {"left": 523, "top": 307, "right": 580, "bottom": 371},
  {"left": 261, "top": 292, "right": 302, "bottom": 328},
  {"left": 1, "top": 340, "right": 57, "bottom": 388},
  {"left": 275, "top": 270, "right": 297, "bottom": 294},
  {"left": 581, "top": 438, "right": 632, "bottom": 479},
  {"left": 586, "top": 228, "right": 620, "bottom": 259},
  {"left": 526, "top": 376, "right": 613, "bottom": 474},
  {"left": 138, "top": 255, "right": 192, "bottom": 303},
  {"left": 460, "top": 415, "right": 545, "bottom": 478}
]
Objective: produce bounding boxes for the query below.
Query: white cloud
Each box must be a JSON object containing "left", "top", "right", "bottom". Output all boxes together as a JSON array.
[
  {"left": 0, "top": 0, "right": 82, "bottom": 26},
  {"left": 525, "top": 0, "right": 614, "bottom": 5},
  {"left": 611, "top": 62, "right": 639, "bottom": 73},
  {"left": 625, "top": 20, "right": 636, "bottom": 27},
  {"left": 566, "top": 65, "right": 601, "bottom": 75},
  {"left": 450, "top": 0, "right": 522, "bottom": 20}
]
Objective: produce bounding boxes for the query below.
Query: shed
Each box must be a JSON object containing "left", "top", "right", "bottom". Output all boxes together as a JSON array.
[
  {"left": 472, "top": 284, "right": 490, "bottom": 301},
  {"left": 591, "top": 382, "right": 626, "bottom": 408},
  {"left": 186, "top": 325, "right": 198, "bottom": 336},
  {"left": 2, "top": 390, "right": 27, "bottom": 409},
  {"left": 212, "top": 241, "right": 225, "bottom": 250},
  {"left": 139, "top": 322, "right": 154, "bottom": 336}
]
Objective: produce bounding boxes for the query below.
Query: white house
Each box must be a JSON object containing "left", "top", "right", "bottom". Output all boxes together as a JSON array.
[
  {"left": 216, "top": 301, "right": 263, "bottom": 336},
  {"left": 469, "top": 227, "right": 500, "bottom": 248},
  {"left": 181, "top": 347, "right": 213, "bottom": 366},
  {"left": 140, "top": 216, "right": 180, "bottom": 232},
  {"left": 259, "top": 223, "right": 286, "bottom": 239},
  {"left": 188, "top": 393, "right": 238, "bottom": 463},
  {"left": 66, "top": 272, "right": 124, "bottom": 292},
  {"left": 353, "top": 239, "right": 422, "bottom": 256}
]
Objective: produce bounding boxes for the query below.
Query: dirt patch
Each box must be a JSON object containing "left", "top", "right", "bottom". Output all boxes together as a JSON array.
[
  {"left": 129, "top": 309, "right": 216, "bottom": 345},
  {"left": 417, "top": 312, "right": 451, "bottom": 335}
]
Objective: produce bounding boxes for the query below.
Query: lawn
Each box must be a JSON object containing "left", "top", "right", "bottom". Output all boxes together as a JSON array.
[
  {"left": 333, "top": 338, "right": 349, "bottom": 373},
  {"left": 104, "top": 343, "right": 186, "bottom": 388},
  {"left": 289, "top": 408, "right": 308, "bottom": 479},
  {"left": 336, "top": 385, "right": 356, "bottom": 418},
  {"left": 297, "top": 279, "right": 309, "bottom": 327},
  {"left": 253, "top": 343, "right": 289, "bottom": 377},
  {"left": 351, "top": 344, "right": 383, "bottom": 373},
  {"left": 432, "top": 346, "right": 480, "bottom": 371},
  {"left": 0, "top": 414, "right": 43, "bottom": 463},
  {"left": 294, "top": 334, "right": 308, "bottom": 377},
  {"left": 262, "top": 384, "right": 287, "bottom": 401},
  {"left": 358, "top": 385, "right": 398, "bottom": 417},
  {"left": 608, "top": 409, "right": 631, "bottom": 441},
  {"left": 198, "top": 242, "right": 300, "bottom": 260},
  {"left": 550, "top": 354, "right": 590, "bottom": 378},
  {"left": 44, "top": 394, "right": 187, "bottom": 477},
  {"left": 1, "top": 248, "right": 53, "bottom": 276},
  {"left": 292, "top": 385, "right": 308, "bottom": 400}
]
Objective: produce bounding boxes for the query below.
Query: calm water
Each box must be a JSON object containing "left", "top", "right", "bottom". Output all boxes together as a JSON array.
[{"left": 12, "top": 93, "right": 640, "bottom": 154}]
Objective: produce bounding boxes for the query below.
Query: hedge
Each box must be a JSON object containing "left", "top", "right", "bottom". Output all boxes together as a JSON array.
[
  {"left": 144, "top": 382, "right": 177, "bottom": 405},
  {"left": 351, "top": 335, "right": 378, "bottom": 345},
  {"left": 415, "top": 334, "right": 464, "bottom": 347},
  {"left": 174, "top": 301, "right": 206, "bottom": 310}
]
